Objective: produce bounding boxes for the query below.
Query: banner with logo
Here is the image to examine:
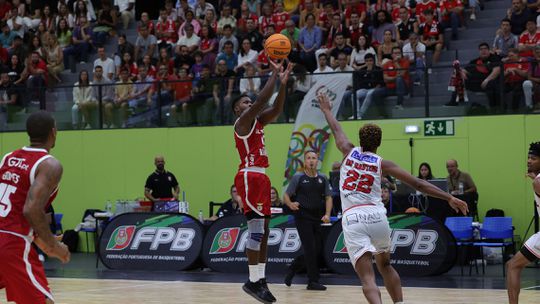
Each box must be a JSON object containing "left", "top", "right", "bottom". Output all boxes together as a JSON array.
[
  {"left": 324, "top": 214, "right": 457, "bottom": 276},
  {"left": 99, "top": 213, "right": 204, "bottom": 271},
  {"left": 283, "top": 73, "right": 352, "bottom": 189},
  {"left": 202, "top": 214, "right": 302, "bottom": 273}
]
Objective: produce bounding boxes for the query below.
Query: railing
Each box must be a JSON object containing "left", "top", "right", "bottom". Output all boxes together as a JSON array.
[{"left": 0, "top": 61, "right": 535, "bottom": 132}]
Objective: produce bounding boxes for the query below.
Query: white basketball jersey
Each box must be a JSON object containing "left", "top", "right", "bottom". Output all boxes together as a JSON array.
[
  {"left": 340, "top": 147, "right": 383, "bottom": 212},
  {"left": 535, "top": 174, "right": 540, "bottom": 216}
]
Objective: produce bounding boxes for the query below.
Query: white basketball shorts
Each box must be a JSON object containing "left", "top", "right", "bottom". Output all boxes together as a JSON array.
[{"left": 342, "top": 205, "right": 391, "bottom": 267}]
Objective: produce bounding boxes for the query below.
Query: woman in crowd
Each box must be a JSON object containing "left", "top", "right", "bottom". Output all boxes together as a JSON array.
[
  {"left": 56, "top": 18, "right": 73, "bottom": 49},
  {"left": 377, "top": 29, "right": 398, "bottom": 63},
  {"left": 28, "top": 35, "right": 45, "bottom": 59},
  {"left": 418, "top": 162, "right": 435, "bottom": 180},
  {"left": 199, "top": 25, "right": 218, "bottom": 71},
  {"left": 157, "top": 47, "right": 175, "bottom": 75},
  {"left": 118, "top": 52, "right": 139, "bottom": 81},
  {"left": 72, "top": 69, "right": 96, "bottom": 129},
  {"left": 235, "top": 38, "right": 258, "bottom": 76},
  {"left": 44, "top": 34, "right": 64, "bottom": 85},
  {"left": 57, "top": 3, "right": 75, "bottom": 29},
  {"left": 42, "top": 5, "right": 56, "bottom": 33},
  {"left": 350, "top": 35, "right": 377, "bottom": 70}
]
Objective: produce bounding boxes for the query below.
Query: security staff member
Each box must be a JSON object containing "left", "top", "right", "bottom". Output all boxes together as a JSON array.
[
  {"left": 144, "top": 155, "right": 180, "bottom": 201},
  {"left": 283, "top": 151, "right": 332, "bottom": 291}
]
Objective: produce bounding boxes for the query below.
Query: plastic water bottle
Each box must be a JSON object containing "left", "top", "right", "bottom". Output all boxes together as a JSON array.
[
  {"left": 218, "top": 210, "right": 224, "bottom": 218},
  {"left": 337, "top": 211, "right": 342, "bottom": 219},
  {"left": 458, "top": 182, "right": 464, "bottom": 195},
  {"left": 198, "top": 210, "right": 204, "bottom": 223}
]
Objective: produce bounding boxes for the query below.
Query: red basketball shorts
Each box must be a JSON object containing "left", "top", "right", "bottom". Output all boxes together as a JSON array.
[
  {"left": 0, "top": 232, "right": 53, "bottom": 304},
  {"left": 234, "top": 169, "right": 271, "bottom": 217}
]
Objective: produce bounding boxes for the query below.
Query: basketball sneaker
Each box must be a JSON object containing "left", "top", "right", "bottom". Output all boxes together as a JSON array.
[
  {"left": 242, "top": 280, "right": 275, "bottom": 304},
  {"left": 259, "top": 278, "right": 276, "bottom": 302}
]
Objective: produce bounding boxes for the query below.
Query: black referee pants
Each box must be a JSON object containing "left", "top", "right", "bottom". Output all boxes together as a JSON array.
[{"left": 290, "top": 216, "right": 322, "bottom": 282}]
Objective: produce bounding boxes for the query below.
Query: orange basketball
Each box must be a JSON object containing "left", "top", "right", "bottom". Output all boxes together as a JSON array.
[{"left": 264, "top": 34, "right": 292, "bottom": 60}]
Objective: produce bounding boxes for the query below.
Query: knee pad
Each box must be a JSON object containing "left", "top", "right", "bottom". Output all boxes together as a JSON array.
[{"left": 246, "top": 218, "right": 265, "bottom": 251}]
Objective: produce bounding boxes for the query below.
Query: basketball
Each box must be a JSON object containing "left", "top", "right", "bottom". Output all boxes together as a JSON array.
[{"left": 264, "top": 34, "right": 292, "bottom": 60}]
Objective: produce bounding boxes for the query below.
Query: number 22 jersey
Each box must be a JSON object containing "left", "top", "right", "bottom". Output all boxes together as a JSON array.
[{"left": 340, "top": 147, "right": 383, "bottom": 212}]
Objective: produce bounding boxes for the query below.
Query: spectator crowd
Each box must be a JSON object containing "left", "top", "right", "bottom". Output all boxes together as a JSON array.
[{"left": 0, "top": 0, "right": 538, "bottom": 130}]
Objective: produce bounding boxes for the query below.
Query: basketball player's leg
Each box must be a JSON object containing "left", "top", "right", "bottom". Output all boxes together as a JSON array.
[
  {"left": 354, "top": 252, "right": 382, "bottom": 304},
  {"left": 507, "top": 233, "right": 540, "bottom": 304},
  {"left": 375, "top": 252, "right": 403, "bottom": 303},
  {"left": 0, "top": 235, "right": 53, "bottom": 304}
]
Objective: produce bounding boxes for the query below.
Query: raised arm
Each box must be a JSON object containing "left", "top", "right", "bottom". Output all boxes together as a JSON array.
[
  {"left": 317, "top": 92, "right": 354, "bottom": 156},
  {"left": 235, "top": 60, "right": 281, "bottom": 133},
  {"left": 258, "top": 61, "right": 294, "bottom": 125},
  {"left": 382, "top": 159, "right": 468, "bottom": 215},
  {"left": 23, "top": 158, "right": 70, "bottom": 263}
]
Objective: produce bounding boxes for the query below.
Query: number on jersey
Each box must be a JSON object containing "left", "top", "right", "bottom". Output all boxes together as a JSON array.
[
  {"left": 342, "top": 170, "right": 375, "bottom": 194},
  {"left": 0, "top": 183, "right": 16, "bottom": 217}
]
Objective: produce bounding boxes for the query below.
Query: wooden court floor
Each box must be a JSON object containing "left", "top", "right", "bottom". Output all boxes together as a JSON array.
[{"left": 1, "top": 278, "right": 539, "bottom": 303}]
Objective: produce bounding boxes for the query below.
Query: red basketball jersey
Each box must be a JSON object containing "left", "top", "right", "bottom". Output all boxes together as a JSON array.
[
  {"left": 234, "top": 119, "right": 269, "bottom": 169},
  {"left": 0, "top": 147, "right": 58, "bottom": 236}
]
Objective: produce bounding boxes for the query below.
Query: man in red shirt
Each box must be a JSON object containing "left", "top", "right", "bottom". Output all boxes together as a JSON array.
[
  {"left": 156, "top": 9, "right": 179, "bottom": 46},
  {"left": 383, "top": 47, "right": 410, "bottom": 109},
  {"left": 26, "top": 52, "right": 48, "bottom": 106},
  {"left": 518, "top": 19, "right": 540, "bottom": 58},
  {"left": 504, "top": 48, "right": 528, "bottom": 110},
  {"left": 439, "top": 0, "right": 464, "bottom": 40},
  {"left": 419, "top": 9, "right": 443, "bottom": 64},
  {"left": 344, "top": 0, "right": 366, "bottom": 26}
]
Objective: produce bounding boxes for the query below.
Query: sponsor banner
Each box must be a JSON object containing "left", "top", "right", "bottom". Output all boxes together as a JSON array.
[
  {"left": 282, "top": 74, "right": 351, "bottom": 190},
  {"left": 202, "top": 214, "right": 303, "bottom": 273},
  {"left": 324, "top": 214, "right": 457, "bottom": 276},
  {"left": 99, "top": 213, "right": 204, "bottom": 271}
]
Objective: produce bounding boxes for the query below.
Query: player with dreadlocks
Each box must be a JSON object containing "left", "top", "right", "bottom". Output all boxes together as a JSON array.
[
  {"left": 317, "top": 92, "right": 468, "bottom": 304},
  {"left": 507, "top": 141, "right": 540, "bottom": 304}
]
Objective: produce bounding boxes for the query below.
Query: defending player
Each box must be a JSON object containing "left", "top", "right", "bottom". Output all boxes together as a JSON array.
[
  {"left": 0, "top": 111, "right": 70, "bottom": 304},
  {"left": 317, "top": 93, "right": 468, "bottom": 304},
  {"left": 506, "top": 141, "right": 540, "bottom": 304},
  {"left": 232, "top": 59, "right": 293, "bottom": 304}
]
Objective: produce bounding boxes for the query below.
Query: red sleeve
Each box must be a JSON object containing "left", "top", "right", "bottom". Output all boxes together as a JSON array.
[{"left": 518, "top": 33, "right": 526, "bottom": 44}]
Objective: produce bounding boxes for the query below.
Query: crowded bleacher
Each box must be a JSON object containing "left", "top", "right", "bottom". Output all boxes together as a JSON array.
[{"left": 0, "top": 0, "right": 538, "bottom": 130}]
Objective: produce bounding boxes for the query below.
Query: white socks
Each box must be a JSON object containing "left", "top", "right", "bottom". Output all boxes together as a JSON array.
[
  {"left": 259, "top": 263, "right": 266, "bottom": 279},
  {"left": 395, "top": 302, "right": 405, "bottom": 304},
  {"left": 249, "top": 265, "right": 259, "bottom": 282}
]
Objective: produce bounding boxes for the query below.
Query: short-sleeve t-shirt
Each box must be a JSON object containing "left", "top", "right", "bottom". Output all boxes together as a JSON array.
[{"left": 145, "top": 170, "right": 179, "bottom": 199}]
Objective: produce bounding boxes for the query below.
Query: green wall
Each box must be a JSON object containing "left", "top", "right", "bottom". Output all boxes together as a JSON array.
[{"left": 1, "top": 115, "right": 538, "bottom": 251}]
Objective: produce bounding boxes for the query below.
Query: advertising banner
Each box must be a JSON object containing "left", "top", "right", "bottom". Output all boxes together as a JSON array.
[
  {"left": 99, "top": 213, "right": 204, "bottom": 271},
  {"left": 202, "top": 214, "right": 303, "bottom": 273},
  {"left": 324, "top": 214, "right": 457, "bottom": 276},
  {"left": 283, "top": 74, "right": 351, "bottom": 190}
]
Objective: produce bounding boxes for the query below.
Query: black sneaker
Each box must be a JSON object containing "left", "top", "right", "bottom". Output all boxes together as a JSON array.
[
  {"left": 307, "top": 281, "right": 327, "bottom": 291},
  {"left": 259, "top": 278, "right": 276, "bottom": 302},
  {"left": 284, "top": 269, "right": 295, "bottom": 287},
  {"left": 242, "top": 280, "right": 274, "bottom": 304}
]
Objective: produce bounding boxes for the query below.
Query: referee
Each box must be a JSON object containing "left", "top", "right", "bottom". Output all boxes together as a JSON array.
[{"left": 283, "top": 151, "right": 332, "bottom": 290}]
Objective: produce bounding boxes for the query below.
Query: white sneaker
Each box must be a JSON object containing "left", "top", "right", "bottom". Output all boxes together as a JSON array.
[
  {"left": 470, "top": 13, "right": 476, "bottom": 20},
  {"left": 84, "top": 123, "right": 92, "bottom": 129}
]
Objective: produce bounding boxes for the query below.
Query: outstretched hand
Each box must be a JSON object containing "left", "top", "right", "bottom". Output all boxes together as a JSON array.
[
  {"left": 317, "top": 91, "right": 332, "bottom": 113},
  {"left": 268, "top": 58, "right": 294, "bottom": 85},
  {"left": 448, "top": 197, "right": 469, "bottom": 215}
]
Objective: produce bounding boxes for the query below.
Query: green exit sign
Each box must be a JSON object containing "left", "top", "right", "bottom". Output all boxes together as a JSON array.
[{"left": 424, "top": 120, "right": 454, "bottom": 136}]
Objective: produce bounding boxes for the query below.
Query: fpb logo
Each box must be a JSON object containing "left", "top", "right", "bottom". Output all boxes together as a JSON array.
[
  {"left": 210, "top": 228, "right": 240, "bottom": 254},
  {"left": 333, "top": 232, "right": 348, "bottom": 253},
  {"left": 106, "top": 225, "right": 136, "bottom": 250}
]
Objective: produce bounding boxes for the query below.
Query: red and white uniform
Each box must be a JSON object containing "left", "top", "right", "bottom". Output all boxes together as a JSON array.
[
  {"left": 523, "top": 174, "right": 540, "bottom": 259},
  {"left": 439, "top": 0, "right": 463, "bottom": 22},
  {"left": 416, "top": 0, "right": 438, "bottom": 23},
  {"left": 339, "top": 148, "right": 391, "bottom": 265},
  {"left": 155, "top": 19, "right": 178, "bottom": 44},
  {"left": 0, "top": 147, "right": 58, "bottom": 304},
  {"left": 234, "top": 119, "right": 271, "bottom": 217},
  {"left": 519, "top": 31, "right": 540, "bottom": 58},
  {"left": 272, "top": 11, "right": 290, "bottom": 33}
]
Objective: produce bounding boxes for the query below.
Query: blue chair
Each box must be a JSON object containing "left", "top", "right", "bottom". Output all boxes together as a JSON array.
[
  {"left": 473, "top": 217, "right": 515, "bottom": 276},
  {"left": 445, "top": 217, "right": 474, "bottom": 275},
  {"left": 54, "top": 213, "right": 64, "bottom": 234}
]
